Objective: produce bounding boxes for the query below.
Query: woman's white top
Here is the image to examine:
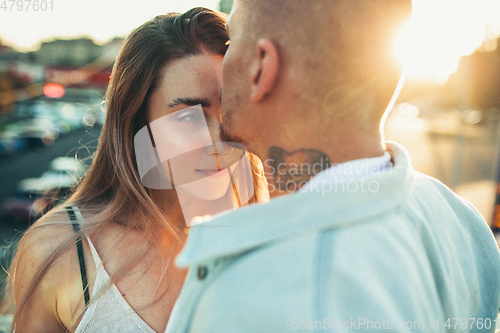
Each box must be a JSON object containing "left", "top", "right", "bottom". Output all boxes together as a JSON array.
[{"left": 72, "top": 207, "right": 157, "bottom": 333}]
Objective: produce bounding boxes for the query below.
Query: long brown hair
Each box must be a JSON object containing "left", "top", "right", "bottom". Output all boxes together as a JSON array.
[
  {"left": 74, "top": 7, "right": 231, "bottom": 235},
  {"left": 6, "top": 7, "right": 268, "bottom": 331}
]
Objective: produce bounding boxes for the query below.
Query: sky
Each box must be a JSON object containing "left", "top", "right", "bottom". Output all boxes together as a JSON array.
[
  {"left": 0, "top": 0, "right": 220, "bottom": 51},
  {"left": 0, "top": 0, "right": 500, "bottom": 83}
]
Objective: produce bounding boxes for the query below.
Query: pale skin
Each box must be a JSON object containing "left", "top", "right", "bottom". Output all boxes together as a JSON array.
[{"left": 13, "top": 52, "right": 225, "bottom": 333}]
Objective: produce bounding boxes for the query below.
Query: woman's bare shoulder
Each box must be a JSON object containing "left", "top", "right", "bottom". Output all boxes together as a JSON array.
[
  {"left": 13, "top": 208, "right": 81, "bottom": 296},
  {"left": 16, "top": 209, "right": 77, "bottom": 262},
  {"left": 11, "top": 208, "right": 81, "bottom": 332}
]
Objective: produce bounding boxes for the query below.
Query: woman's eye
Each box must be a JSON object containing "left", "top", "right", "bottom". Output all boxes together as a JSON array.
[{"left": 175, "top": 112, "right": 204, "bottom": 124}]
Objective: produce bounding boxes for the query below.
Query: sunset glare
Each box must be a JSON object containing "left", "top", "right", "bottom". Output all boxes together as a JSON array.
[{"left": 394, "top": 0, "right": 500, "bottom": 84}]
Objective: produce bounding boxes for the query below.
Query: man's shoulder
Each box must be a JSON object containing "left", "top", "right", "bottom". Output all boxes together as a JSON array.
[
  {"left": 411, "top": 169, "right": 453, "bottom": 194},
  {"left": 409, "top": 169, "right": 487, "bottom": 223}
]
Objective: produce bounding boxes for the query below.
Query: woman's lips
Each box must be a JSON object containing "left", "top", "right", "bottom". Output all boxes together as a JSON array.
[{"left": 196, "top": 167, "right": 229, "bottom": 179}]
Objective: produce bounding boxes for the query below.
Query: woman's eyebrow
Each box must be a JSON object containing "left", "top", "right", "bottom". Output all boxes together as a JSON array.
[{"left": 168, "top": 97, "right": 211, "bottom": 108}]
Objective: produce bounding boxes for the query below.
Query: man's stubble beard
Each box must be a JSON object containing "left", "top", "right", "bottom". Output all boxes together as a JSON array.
[
  {"left": 220, "top": 90, "right": 256, "bottom": 155},
  {"left": 219, "top": 115, "right": 255, "bottom": 154}
]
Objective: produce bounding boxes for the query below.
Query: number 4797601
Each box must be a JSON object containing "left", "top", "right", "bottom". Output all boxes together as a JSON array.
[
  {"left": 1, "top": 0, "right": 53, "bottom": 11},
  {"left": 444, "top": 317, "right": 498, "bottom": 330}
]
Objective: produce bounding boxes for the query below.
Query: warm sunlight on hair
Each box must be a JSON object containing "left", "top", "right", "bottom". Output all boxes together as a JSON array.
[{"left": 393, "top": 0, "right": 500, "bottom": 84}]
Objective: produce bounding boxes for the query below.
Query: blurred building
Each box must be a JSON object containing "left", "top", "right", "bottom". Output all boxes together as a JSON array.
[
  {"left": 99, "top": 37, "right": 123, "bottom": 66},
  {"left": 38, "top": 38, "right": 102, "bottom": 67},
  {"left": 450, "top": 39, "right": 500, "bottom": 112},
  {"left": 219, "top": 0, "right": 234, "bottom": 14},
  {"left": 0, "top": 40, "right": 16, "bottom": 62},
  {"left": 0, "top": 40, "right": 41, "bottom": 114},
  {"left": 0, "top": 37, "right": 124, "bottom": 116},
  {"left": 40, "top": 37, "right": 124, "bottom": 99},
  {"left": 0, "top": 40, "right": 36, "bottom": 65}
]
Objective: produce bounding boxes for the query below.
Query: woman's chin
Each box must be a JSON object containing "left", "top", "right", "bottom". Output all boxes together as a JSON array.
[{"left": 177, "top": 170, "right": 231, "bottom": 201}]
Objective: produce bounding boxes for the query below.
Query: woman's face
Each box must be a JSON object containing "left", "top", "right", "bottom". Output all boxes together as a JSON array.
[{"left": 146, "top": 52, "right": 235, "bottom": 201}]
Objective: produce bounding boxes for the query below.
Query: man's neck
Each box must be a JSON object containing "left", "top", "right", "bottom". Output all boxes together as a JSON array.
[{"left": 259, "top": 133, "right": 386, "bottom": 198}]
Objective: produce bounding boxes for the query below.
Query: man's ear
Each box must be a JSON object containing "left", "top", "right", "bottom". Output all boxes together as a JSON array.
[{"left": 250, "top": 39, "right": 279, "bottom": 103}]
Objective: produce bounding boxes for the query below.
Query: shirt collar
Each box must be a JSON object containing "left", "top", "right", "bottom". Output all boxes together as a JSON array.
[
  {"left": 176, "top": 142, "right": 414, "bottom": 267},
  {"left": 302, "top": 152, "right": 393, "bottom": 192}
]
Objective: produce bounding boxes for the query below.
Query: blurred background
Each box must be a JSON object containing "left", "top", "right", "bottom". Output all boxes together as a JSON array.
[{"left": 1, "top": 0, "right": 500, "bottom": 326}]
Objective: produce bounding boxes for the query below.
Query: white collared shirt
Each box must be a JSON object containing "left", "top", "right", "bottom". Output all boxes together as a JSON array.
[{"left": 301, "top": 152, "right": 393, "bottom": 193}]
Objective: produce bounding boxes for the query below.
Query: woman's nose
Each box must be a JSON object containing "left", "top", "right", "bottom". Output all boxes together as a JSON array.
[
  {"left": 206, "top": 141, "right": 233, "bottom": 156},
  {"left": 207, "top": 116, "right": 221, "bottom": 142}
]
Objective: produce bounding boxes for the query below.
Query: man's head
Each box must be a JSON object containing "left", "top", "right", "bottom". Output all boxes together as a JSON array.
[{"left": 220, "top": 0, "right": 411, "bottom": 158}]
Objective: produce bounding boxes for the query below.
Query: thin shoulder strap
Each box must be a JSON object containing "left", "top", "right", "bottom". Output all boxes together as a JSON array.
[{"left": 66, "top": 206, "right": 90, "bottom": 307}]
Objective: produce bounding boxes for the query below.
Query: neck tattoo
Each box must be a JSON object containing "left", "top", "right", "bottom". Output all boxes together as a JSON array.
[{"left": 268, "top": 146, "right": 331, "bottom": 192}]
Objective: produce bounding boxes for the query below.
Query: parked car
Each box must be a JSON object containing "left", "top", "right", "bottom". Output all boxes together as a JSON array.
[
  {"left": 1, "top": 176, "right": 75, "bottom": 225},
  {"left": 47, "top": 156, "right": 87, "bottom": 180},
  {"left": 0, "top": 131, "right": 26, "bottom": 158},
  {"left": 37, "top": 102, "right": 86, "bottom": 133},
  {"left": 1, "top": 156, "right": 87, "bottom": 225},
  {"left": 13, "top": 118, "right": 60, "bottom": 149},
  {"left": 1, "top": 178, "right": 46, "bottom": 224}
]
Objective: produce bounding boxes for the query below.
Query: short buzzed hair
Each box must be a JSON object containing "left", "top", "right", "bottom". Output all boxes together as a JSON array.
[{"left": 238, "top": 0, "right": 412, "bottom": 111}]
